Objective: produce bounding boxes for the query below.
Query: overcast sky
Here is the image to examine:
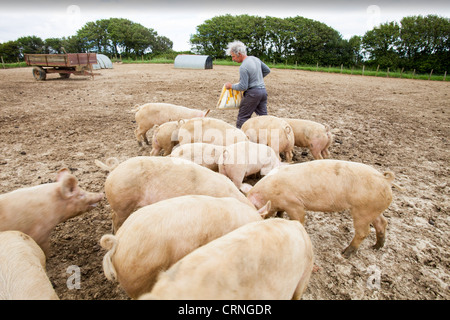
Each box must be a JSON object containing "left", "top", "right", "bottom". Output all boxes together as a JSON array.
[{"left": 1, "top": 0, "right": 449, "bottom": 51}]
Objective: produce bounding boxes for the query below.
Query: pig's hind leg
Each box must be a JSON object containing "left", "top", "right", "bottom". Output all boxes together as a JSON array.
[
  {"left": 371, "top": 214, "right": 388, "bottom": 250},
  {"left": 310, "top": 147, "right": 323, "bottom": 160},
  {"left": 342, "top": 209, "right": 373, "bottom": 258},
  {"left": 134, "top": 127, "right": 150, "bottom": 146}
]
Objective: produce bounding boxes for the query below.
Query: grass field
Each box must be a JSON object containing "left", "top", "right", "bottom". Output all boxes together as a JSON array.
[{"left": 2, "top": 57, "right": 448, "bottom": 81}]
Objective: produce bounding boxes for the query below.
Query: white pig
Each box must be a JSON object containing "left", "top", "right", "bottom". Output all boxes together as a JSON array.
[
  {"left": 169, "top": 142, "right": 225, "bottom": 171},
  {"left": 139, "top": 218, "right": 314, "bottom": 300},
  {"left": 149, "top": 120, "right": 180, "bottom": 156},
  {"left": 177, "top": 117, "right": 248, "bottom": 147},
  {"left": 246, "top": 159, "right": 402, "bottom": 258},
  {"left": 0, "top": 168, "right": 104, "bottom": 255},
  {"left": 241, "top": 115, "right": 295, "bottom": 162},
  {"left": 95, "top": 156, "right": 255, "bottom": 232},
  {"left": 0, "top": 231, "right": 59, "bottom": 300},
  {"left": 283, "top": 118, "right": 333, "bottom": 160},
  {"left": 218, "top": 140, "right": 282, "bottom": 193},
  {"left": 132, "top": 102, "right": 209, "bottom": 147},
  {"left": 100, "top": 195, "right": 269, "bottom": 299}
]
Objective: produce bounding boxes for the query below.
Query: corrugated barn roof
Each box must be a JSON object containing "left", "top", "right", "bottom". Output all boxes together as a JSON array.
[{"left": 174, "top": 55, "right": 213, "bottom": 69}]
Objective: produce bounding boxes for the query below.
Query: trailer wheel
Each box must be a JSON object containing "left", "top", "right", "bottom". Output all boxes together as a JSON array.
[
  {"left": 32, "top": 67, "right": 46, "bottom": 81},
  {"left": 59, "top": 73, "right": 71, "bottom": 79}
]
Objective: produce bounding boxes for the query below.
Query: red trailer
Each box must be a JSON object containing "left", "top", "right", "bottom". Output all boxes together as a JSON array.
[{"left": 24, "top": 53, "right": 99, "bottom": 80}]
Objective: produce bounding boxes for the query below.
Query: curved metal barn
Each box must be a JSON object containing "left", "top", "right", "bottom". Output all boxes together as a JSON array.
[{"left": 174, "top": 55, "right": 213, "bottom": 69}]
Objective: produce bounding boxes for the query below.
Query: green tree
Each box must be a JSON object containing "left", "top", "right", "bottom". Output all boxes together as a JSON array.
[
  {"left": 190, "top": 14, "right": 352, "bottom": 66},
  {"left": 130, "top": 23, "right": 157, "bottom": 56},
  {"left": 0, "top": 40, "right": 20, "bottom": 62},
  {"left": 76, "top": 18, "right": 168, "bottom": 57},
  {"left": 44, "top": 38, "right": 64, "bottom": 54},
  {"left": 152, "top": 36, "right": 174, "bottom": 55},
  {"left": 17, "top": 36, "right": 45, "bottom": 57},
  {"left": 362, "top": 21, "right": 401, "bottom": 69},
  {"left": 398, "top": 15, "right": 450, "bottom": 72},
  {"left": 77, "top": 20, "right": 109, "bottom": 53},
  {"left": 287, "top": 16, "right": 345, "bottom": 65},
  {"left": 190, "top": 14, "right": 239, "bottom": 58},
  {"left": 265, "top": 16, "right": 292, "bottom": 62},
  {"left": 61, "top": 35, "right": 87, "bottom": 53},
  {"left": 348, "top": 35, "right": 363, "bottom": 65}
]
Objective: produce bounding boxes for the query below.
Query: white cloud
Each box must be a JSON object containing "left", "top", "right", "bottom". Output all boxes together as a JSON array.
[{"left": 1, "top": 1, "right": 449, "bottom": 51}]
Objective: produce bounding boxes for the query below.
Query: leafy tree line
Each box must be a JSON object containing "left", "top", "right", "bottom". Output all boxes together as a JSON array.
[
  {"left": 190, "top": 14, "right": 359, "bottom": 67},
  {"left": 0, "top": 18, "right": 173, "bottom": 62},
  {"left": 190, "top": 14, "right": 449, "bottom": 74},
  {"left": 362, "top": 15, "right": 449, "bottom": 73},
  {"left": 1, "top": 14, "right": 448, "bottom": 74}
]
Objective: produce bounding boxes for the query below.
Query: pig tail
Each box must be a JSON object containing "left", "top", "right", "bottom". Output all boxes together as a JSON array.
[
  {"left": 383, "top": 171, "right": 404, "bottom": 191},
  {"left": 100, "top": 234, "right": 118, "bottom": 281}
]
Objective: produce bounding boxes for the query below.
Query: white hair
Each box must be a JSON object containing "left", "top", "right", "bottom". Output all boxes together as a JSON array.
[{"left": 225, "top": 40, "right": 247, "bottom": 56}]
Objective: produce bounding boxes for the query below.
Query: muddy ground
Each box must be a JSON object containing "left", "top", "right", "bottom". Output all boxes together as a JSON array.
[{"left": 0, "top": 63, "right": 448, "bottom": 300}]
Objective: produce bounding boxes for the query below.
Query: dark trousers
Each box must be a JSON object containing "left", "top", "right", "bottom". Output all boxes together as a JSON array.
[{"left": 236, "top": 87, "right": 268, "bottom": 129}]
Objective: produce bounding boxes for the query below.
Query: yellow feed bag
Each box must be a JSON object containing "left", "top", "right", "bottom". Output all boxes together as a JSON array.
[{"left": 217, "top": 85, "right": 243, "bottom": 109}]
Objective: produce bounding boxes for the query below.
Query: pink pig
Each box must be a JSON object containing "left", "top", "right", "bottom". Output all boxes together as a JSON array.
[
  {"left": 149, "top": 120, "right": 180, "bottom": 156},
  {"left": 100, "top": 195, "right": 267, "bottom": 299},
  {"left": 0, "top": 231, "right": 59, "bottom": 299},
  {"left": 0, "top": 168, "right": 104, "bottom": 256},
  {"left": 218, "top": 140, "right": 282, "bottom": 193},
  {"left": 139, "top": 218, "right": 314, "bottom": 300},
  {"left": 283, "top": 118, "right": 333, "bottom": 160},
  {"left": 95, "top": 156, "right": 255, "bottom": 232},
  {"left": 132, "top": 102, "right": 209, "bottom": 147},
  {"left": 241, "top": 115, "right": 295, "bottom": 163},
  {"left": 178, "top": 117, "right": 248, "bottom": 147},
  {"left": 247, "top": 159, "right": 402, "bottom": 258}
]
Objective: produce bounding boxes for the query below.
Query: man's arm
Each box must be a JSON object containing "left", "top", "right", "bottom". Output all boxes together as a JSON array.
[{"left": 261, "top": 61, "right": 270, "bottom": 77}]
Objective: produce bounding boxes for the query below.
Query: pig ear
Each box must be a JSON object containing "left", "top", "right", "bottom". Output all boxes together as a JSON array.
[
  {"left": 257, "top": 200, "right": 272, "bottom": 219},
  {"left": 56, "top": 168, "right": 71, "bottom": 182},
  {"left": 59, "top": 174, "right": 78, "bottom": 199}
]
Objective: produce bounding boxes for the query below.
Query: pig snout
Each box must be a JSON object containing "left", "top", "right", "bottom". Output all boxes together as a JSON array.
[
  {"left": 78, "top": 190, "right": 104, "bottom": 211},
  {"left": 85, "top": 191, "right": 104, "bottom": 208},
  {"left": 62, "top": 186, "right": 104, "bottom": 217}
]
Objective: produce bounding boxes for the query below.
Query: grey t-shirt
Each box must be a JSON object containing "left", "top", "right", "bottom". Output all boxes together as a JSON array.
[{"left": 232, "top": 56, "right": 270, "bottom": 91}]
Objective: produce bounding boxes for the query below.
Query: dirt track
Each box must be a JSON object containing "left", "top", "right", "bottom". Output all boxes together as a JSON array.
[{"left": 0, "top": 63, "right": 448, "bottom": 300}]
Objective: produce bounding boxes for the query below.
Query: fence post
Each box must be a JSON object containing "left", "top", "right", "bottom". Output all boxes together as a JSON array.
[
  {"left": 340, "top": 64, "right": 343, "bottom": 73},
  {"left": 376, "top": 65, "right": 380, "bottom": 76},
  {"left": 444, "top": 71, "right": 447, "bottom": 81},
  {"left": 1, "top": 56, "right": 5, "bottom": 69},
  {"left": 429, "top": 69, "right": 433, "bottom": 80},
  {"left": 400, "top": 67, "right": 404, "bottom": 78},
  {"left": 387, "top": 67, "right": 390, "bottom": 78},
  {"left": 316, "top": 62, "right": 318, "bottom": 72},
  {"left": 413, "top": 69, "right": 416, "bottom": 78},
  {"left": 362, "top": 65, "right": 365, "bottom": 76}
]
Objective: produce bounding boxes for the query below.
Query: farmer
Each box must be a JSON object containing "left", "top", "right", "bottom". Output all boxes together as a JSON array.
[{"left": 224, "top": 40, "right": 271, "bottom": 129}]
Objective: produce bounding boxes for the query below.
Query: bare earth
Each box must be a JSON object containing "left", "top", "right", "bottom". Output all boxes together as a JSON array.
[{"left": 0, "top": 63, "right": 448, "bottom": 300}]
